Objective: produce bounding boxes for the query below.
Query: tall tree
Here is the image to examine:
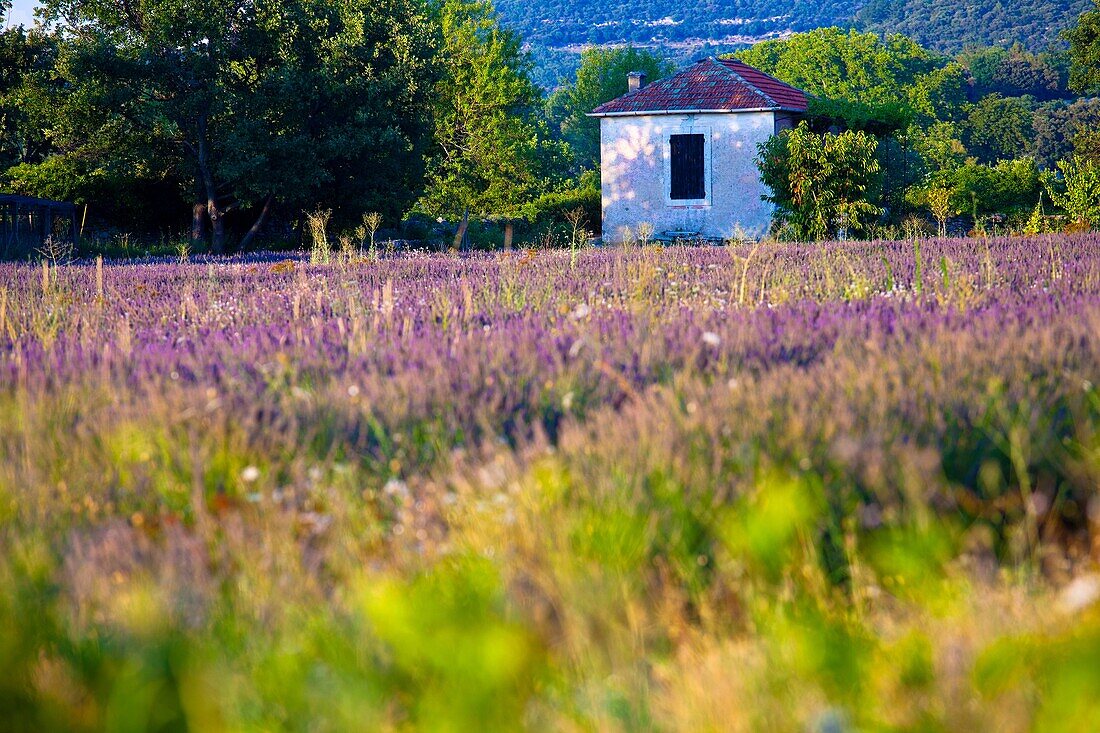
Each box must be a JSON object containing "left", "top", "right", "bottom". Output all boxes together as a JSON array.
[
  {"left": 418, "top": 0, "right": 563, "bottom": 220},
  {"left": 0, "top": 22, "right": 198, "bottom": 233},
  {"left": 1032, "top": 98, "right": 1100, "bottom": 168},
  {"left": 735, "top": 29, "right": 946, "bottom": 114},
  {"left": 962, "top": 93, "right": 1035, "bottom": 164},
  {"left": 958, "top": 44, "right": 1067, "bottom": 101},
  {"left": 1066, "top": 0, "right": 1100, "bottom": 95},
  {"left": 41, "top": 0, "right": 439, "bottom": 251},
  {"left": 0, "top": 24, "right": 58, "bottom": 171},
  {"left": 545, "top": 46, "right": 673, "bottom": 173}
]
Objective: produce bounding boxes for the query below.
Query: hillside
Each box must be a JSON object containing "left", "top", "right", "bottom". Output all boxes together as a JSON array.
[
  {"left": 502, "top": 0, "right": 1091, "bottom": 86},
  {"left": 857, "top": 0, "right": 1094, "bottom": 52},
  {"left": 495, "top": 0, "right": 859, "bottom": 49}
]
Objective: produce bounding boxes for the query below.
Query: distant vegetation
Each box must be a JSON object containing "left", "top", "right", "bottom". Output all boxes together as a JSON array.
[
  {"left": 731, "top": 22, "right": 1100, "bottom": 239},
  {"left": 495, "top": 0, "right": 858, "bottom": 48},
  {"left": 858, "top": 0, "right": 1094, "bottom": 53},
  {"left": 496, "top": 0, "right": 1090, "bottom": 52},
  {"left": 496, "top": 0, "right": 1092, "bottom": 85}
]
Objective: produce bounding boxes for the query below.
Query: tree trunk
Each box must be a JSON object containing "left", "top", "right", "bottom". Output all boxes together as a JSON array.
[
  {"left": 452, "top": 207, "right": 469, "bottom": 251},
  {"left": 238, "top": 195, "right": 274, "bottom": 252},
  {"left": 503, "top": 220, "right": 513, "bottom": 250},
  {"left": 209, "top": 208, "right": 225, "bottom": 254},
  {"left": 192, "top": 203, "right": 206, "bottom": 248},
  {"left": 195, "top": 116, "right": 226, "bottom": 254}
]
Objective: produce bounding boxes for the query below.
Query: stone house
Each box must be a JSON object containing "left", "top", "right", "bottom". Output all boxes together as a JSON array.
[{"left": 589, "top": 57, "right": 808, "bottom": 242}]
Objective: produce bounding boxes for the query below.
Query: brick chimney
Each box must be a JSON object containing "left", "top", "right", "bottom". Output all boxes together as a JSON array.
[{"left": 627, "top": 71, "right": 647, "bottom": 93}]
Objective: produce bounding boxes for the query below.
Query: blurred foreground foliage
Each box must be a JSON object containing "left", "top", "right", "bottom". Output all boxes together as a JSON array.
[{"left": 2, "top": 237, "right": 1100, "bottom": 730}]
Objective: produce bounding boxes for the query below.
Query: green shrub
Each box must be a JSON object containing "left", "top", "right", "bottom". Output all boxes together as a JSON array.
[
  {"left": 757, "top": 122, "right": 884, "bottom": 240},
  {"left": 911, "top": 157, "right": 1043, "bottom": 222},
  {"left": 515, "top": 176, "right": 600, "bottom": 247},
  {"left": 952, "top": 158, "right": 1042, "bottom": 215},
  {"left": 400, "top": 213, "right": 437, "bottom": 243},
  {"left": 1044, "top": 155, "right": 1100, "bottom": 229},
  {"left": 3, "top": 155, "right": 189, "bottom": 235}
]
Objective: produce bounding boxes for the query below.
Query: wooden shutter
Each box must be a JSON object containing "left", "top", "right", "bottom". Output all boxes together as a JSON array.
[{"left": 670, "top": 134, "right": 705, "bottom": 200}]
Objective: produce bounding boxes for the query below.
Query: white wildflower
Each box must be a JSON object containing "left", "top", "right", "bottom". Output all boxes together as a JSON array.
[
  {"left": 1059, "top": 574, "right": 1100, "bottom": 615},
  {"left": 383, "top": 478, "right": 409, "bottom": 499},
  {"left": 702, "top": 331, "right": 721, "bottom": 347},
  {"left": 240, "top": 466, "right": 261, "bottom": 483}
]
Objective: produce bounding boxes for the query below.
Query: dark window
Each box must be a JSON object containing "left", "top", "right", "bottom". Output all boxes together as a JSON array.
[{"left": 670, "top": 134, "right": 705, "bottom": 200}]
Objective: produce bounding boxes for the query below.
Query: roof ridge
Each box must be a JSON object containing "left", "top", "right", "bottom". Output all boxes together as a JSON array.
[
  {"left": 589, "top": 57, "right": 808, "bottom": 116},
  {"left": 710, "top": 57, "right": 778, "bottom": 108},
  {"left": 719, "top": 57, "right": 808, "bottom": 101}
]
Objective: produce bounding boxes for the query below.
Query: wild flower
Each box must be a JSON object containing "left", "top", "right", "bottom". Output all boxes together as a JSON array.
[
  {"left": 1058, "top": 574, "right": 1100, "bottom": 614},
  {"left": 37, "top": 235, "right": 74, "bottom": 265}
]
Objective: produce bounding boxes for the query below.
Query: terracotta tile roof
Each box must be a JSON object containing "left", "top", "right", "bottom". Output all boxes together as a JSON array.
[{"left": 590, "top": 57, "right": 809, "bottom": 116}]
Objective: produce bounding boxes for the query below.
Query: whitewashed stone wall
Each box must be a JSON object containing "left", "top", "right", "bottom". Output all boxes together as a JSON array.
[{"left": 598, "top": 111, "right": 779, "bottom": 242}]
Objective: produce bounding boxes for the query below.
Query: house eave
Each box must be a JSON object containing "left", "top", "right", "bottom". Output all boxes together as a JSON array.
[{"left": 587, "top": 106, "right": 804, "bottom": 118}]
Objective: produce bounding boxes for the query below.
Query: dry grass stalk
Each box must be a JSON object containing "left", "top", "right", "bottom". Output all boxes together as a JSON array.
[
  {"left": 381, "top": 278, "right": 394, "bottom": 318},
  {"left": 363, "top": 212, "right": 383, "bottom": 255},
  {"left": 0, "top": 287, "right": 9, "bottom": 342},
  {"left": 307, "top": 209, "right": 333, "bottom": 264}
]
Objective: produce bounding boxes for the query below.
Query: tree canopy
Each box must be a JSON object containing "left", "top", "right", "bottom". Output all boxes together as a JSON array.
[
  {"left": 417, "top": 0, "right": 564, "bottom": 220},
  {"left": 962, "top": 94, "right": 1036, "bottom": 164},
  {"left": 733, "top": 28, "right": 978, "bottom": 138},
  {"left": 958, "top": 44, "right": 1069, "bottom": 101},
  {"left": 545, "top": 46, "right": 673, "bottom": 173},
  {"left": 38, "top": 0, "right": 440, "bottom": 250},
  {"left": 1066, "top": 0, "right": 1100, "bottom": 94}
]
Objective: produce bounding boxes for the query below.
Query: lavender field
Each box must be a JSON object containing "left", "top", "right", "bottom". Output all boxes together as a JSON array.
[{"left": 2, "top": 236, "right": 1100, "bottom": 731}]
